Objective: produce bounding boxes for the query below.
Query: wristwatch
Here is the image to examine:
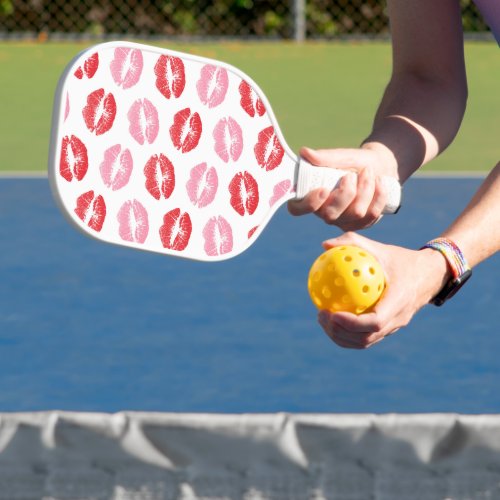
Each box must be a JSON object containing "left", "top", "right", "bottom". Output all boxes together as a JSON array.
[{"left": 421, "top": 238, "right": 472, "bottom": 306}]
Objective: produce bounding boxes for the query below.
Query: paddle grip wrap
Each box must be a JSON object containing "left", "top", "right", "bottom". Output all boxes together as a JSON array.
[{"left": 295, "top": 159, "right": 402, "bottom": 214}]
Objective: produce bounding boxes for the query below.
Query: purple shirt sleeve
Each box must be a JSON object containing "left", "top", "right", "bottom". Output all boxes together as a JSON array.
[{"left": 473, "top": 0, "right": 500, "bottom": 45}]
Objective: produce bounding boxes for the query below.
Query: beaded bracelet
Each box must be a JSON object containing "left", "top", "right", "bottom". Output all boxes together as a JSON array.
[{"left": 420, "top": 237, "right": 472, "bottom": 306}]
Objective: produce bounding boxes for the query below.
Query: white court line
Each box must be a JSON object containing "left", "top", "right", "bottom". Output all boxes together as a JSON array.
[
  {"left": 414, "top": 170, "right": 487, "bottom": 178},
  {"left": 0, "top": 171, "right": 48, "bottom": 178},
  {"left": 0, "top": 170, "right": 489, "bottom": 179}
]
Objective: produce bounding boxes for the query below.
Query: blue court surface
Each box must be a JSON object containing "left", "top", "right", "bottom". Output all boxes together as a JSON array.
[{"left": 0, "top": 176, "right": 498, "bottom": 414}]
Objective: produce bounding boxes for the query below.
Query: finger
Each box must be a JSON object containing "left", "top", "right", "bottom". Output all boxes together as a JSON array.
[
  {"left": 319, "top": 311, "right": 374, "bottom": 349},
  {"left": 322, "top": 230, "right": 369, "bottom": 250},
  {"left": 287, "top": 188, "right": 330, "bottom": 216},
  {"left": 330, "top": 168, "right": 378, "bottom": 231},
  {"left": 364, "top": 176, "right": 387, "bottom": 222},
  {"left": 330, "top": 311, "right": 385, "bottom": 335},
  {"left": 346, "top": 167, "right": 376, "bottom": 219},
  {"left": 316, "top": 172, "right": 357, "bottom": 223}
]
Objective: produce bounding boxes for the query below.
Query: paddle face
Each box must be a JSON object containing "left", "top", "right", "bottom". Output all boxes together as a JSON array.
[{"left": 49, "top": 41, "right": 298, "bottom": 262}]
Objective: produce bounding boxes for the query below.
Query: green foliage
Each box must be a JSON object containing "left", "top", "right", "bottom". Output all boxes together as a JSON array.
[
  {"left": 0, "top": 0, "right": 490, "bottom": 37},
  {"left": 0, "top": 0, "right": 14, "bottom": 16}
]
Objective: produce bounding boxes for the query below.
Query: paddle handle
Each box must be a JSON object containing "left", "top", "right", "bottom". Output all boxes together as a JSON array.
[{"left": 295, "top": 159, "right": 401, "bottom": 214}]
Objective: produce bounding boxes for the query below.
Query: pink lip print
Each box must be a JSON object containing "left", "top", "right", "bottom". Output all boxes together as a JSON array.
[
  {"left": 127, "top": 98, "right": 159, "bottom": 145},
  {"left": 196, "top": 64, "right": 229, "bottom": 108},
  {"left": 82, "top": 88, "right": 116, "bottom": 136},
  {"left": 74, "top": 191, "right": 106, "bottom": 232},
  {"left": 110, "top": 47, "right": 143, "bottom": 89},
  {"left": 239, "top": 80, "right": 266, "bottom": 117},
  {"left": 254, "top": 126, "right": 285, "bottom": 171},
  {"left": 170, "top": 108, "right": 202, "bottom": 153},
  {"left": 74, "top": 52, "right": 99, "bottom": 80},
  {"left": 154, "top": 55, "right": 186, "bottom": 99},
  {"left": 269, "top": 179, "right": 292, "bottom": 206},
  {"left": 186, "top": 163, "right": 218, "bottom": 208},
  {"left": 213, "top": 117, "right": 243, "bottom": 163},
  {"left": 60, "top": 135, "right": 88, "bottom": 182},
  {"left": 99, "top": 145, "right": 133, "bottom": 191},
  {"left": 203, "top": 216, "right": 233, "bottom": 257},
  {"left": 144, "top": 153, "right": 175, "bottom": 201},
  {"left": 64, "top": 92, "right": 70, "bottom": 121},
  {"left": 229, "top": 171, "right": 259, "bottom": 216},
  {"left": 159, "top": 208, "right": 192, "bottom": 252},
  {"left": 117, "top": 200, "right": 149, "bottom": 244}
]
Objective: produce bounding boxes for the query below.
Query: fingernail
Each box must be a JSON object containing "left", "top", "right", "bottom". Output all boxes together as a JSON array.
[{"left": 318, "top": 188, "right": 330, "bottom": 200}]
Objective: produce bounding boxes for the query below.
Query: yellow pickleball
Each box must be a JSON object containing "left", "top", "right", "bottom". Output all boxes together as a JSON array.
[{"left": 308, "top": 245, "right": 385, "bottom": 314}]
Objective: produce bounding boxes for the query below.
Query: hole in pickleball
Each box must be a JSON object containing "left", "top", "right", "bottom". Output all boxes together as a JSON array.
[
  {"left": 313, "top": 271, "right": 321, "bottom": 282},
  {"left": 322, "top": 286, "right": 332, "bottom": 299},
  {"left": 334, "top": 277, "right": 344, "bottom": 286},
  {"left": 362, "top": 285, "right": 369, "bottom": 293},
  {"left": 378, "top": 284, "right": 382, "bottom": 291},
  {"left": 342, "top": 295, "right": 351, "bottom": 304},
  {"left": 352, "top": 269, "right": 360, "bottom": 277},
  {"left": 356, "top": 306, "right": 366, "bottom": 314},
  {"left": 369, "top": 267, "right": 375, "bottom": 275},
  {"left": 344, "top": 256, "right": 352, "bottom": 262},
  {"left": 359, "top": 251, "right": 366, "bottom": 257}
]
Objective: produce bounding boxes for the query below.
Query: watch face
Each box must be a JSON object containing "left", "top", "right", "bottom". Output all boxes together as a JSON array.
[{"left": 432, "top": 269, "right": 472, "bottom": 306}]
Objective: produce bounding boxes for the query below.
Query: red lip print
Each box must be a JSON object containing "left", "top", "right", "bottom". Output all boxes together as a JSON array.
[
  {"left": 170, "top": 108, "right": 202, "bottom": 153},
  {"left": 60, "top": 135, "right": 88, "bottom": 182},
  {"left": 248, "top": 226, "right": 259, "bottom": 239},
  {"left": 159, "top": 208, "right": 192, "bottom": 251},
  {"left": 74, "top": 191, "right": 106, "bottom": 232},
  {"left": 110, "top": 47, "right": 143, "bottom": 89},
  {"left": 196, "top": 64, "right": 229, "bottom": 108},
  {"left": 74, "top": 52, "right": 99, "bottom": 80},
  {"left": 213, "top": 117, "right": 243, "bottom": 163},
  {"left": 202, "top": 216, "right": 233, "bottom": 257},
  {"left": 186, "top": 163, "right": 218, "bottom": 208},
  {"left": 229, "top": 171, "right": 259, "bottom": 216},
  {"left": 144, "top": 153, "right": 175, "bottom": 200},
  {"left": 154, "top": 55, "right": 186, "bottom": 99},
  {"left": 254, "top": 126, "right": 285, "bottom": 171},
  {"left": 117, "top": 200, "right": 149, "bottom": 244},
  {"left": 239, "top": 80, "right": 266, "bottom": 117},
  {"left": 82, "top": 89, "right": 117, "bottom": 136}
]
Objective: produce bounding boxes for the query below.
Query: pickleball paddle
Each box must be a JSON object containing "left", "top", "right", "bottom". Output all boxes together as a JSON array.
[{"left": 48, "top": 41, "right": 401, "bottom": 262}]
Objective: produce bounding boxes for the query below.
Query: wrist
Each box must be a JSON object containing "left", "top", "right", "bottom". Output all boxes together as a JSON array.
[
  {"left": 360, "top": 141, "right": 399, "bottom": 179},
  {"left": 418, "top": 248, "right": 452, "bottom": 302}
]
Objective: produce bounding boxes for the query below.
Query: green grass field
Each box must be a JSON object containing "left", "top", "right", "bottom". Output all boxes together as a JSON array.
[{"left": 0, "top": 41, "right": 497, "bottom": 173}]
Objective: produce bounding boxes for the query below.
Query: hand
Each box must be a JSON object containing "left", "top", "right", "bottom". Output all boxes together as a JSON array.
[
  {"left": 288, "top": 145, "right": 398, "bottom": 231},
  {"left": 316, "top": 232, "right": 451, "bottom": 349}
]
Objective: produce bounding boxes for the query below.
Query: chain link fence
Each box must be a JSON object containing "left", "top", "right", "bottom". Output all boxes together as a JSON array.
[{"left": 0, "top": 0, "right": 491, "bottom": 40}]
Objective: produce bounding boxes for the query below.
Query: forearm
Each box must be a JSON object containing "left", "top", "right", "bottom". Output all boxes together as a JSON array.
[
  {"left": 363, "top": 73, "right": 467, "bottom": 182},
  {"left": 361, "top": 0, "right": 467, "bottom": 183},
  {"left": 441, "top": 162, "right": 500, "bottom": 267}
]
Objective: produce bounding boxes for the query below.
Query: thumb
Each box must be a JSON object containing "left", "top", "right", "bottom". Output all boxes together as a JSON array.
[{"left": 300, "top": 147, "right": 368, "bottom": 171}]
